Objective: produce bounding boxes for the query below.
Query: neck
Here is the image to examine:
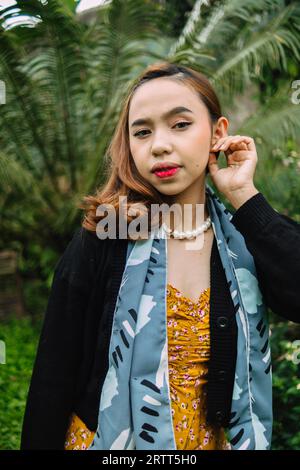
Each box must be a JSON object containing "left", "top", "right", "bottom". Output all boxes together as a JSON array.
[{"left": 167, "top": 180, "right": 209, "bottom": 233}]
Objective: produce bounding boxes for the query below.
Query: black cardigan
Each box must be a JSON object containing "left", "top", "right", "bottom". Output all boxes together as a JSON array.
[{"left": 20, "top": 192, "right": 300, "bottom": 449}]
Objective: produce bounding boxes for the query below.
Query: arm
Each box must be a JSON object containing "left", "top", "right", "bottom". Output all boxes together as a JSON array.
[
  {"left": 230, "top": 191, "right": 300, "bottom": 324},
  {"left": 208, "top": 134, "right": 300, "bottom": 323},
  {"left": 20, "top": 227, "right": 99, "bottom": 449}
]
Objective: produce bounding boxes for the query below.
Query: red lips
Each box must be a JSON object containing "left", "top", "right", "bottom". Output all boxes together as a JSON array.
[
  {"left": 151, "top": 162, "right": 181, "bottom": 173},
  {"left": 153, "top": 167, "right": 181, "bottom": 178}
]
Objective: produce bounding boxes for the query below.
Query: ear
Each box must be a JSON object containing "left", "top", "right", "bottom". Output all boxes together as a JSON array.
[{"left": 211, "top": 116, "right": 229, "bottom": 146}]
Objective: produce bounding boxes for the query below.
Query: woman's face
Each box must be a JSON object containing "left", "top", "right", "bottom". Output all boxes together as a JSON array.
[{"left": 128, "top": 77, "right": 227, "bottom": 199}]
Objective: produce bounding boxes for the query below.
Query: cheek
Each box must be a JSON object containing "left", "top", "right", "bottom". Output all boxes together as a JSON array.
[
  {"left": 130, "top": 138, "right": 144, "bottom": 158},
  {"left": 130, "top": 146, "right": 147, "bottom": 174},
  {"left": 187, "top": 127, "right": 211, "bottom": 171},
  {"left": 189, "top": 124, "right": 211, "bottom": 149},
  {"left": 129, "top": 140, "right": 140, "bottom": 164}
]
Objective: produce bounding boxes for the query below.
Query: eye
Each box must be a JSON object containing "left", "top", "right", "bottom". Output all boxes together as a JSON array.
[
  {"left": 174, "top": 121, "right": 192, "bottom": 129},
  {"left": 133, "top": 121, "right": 192, "bottom": 138}
]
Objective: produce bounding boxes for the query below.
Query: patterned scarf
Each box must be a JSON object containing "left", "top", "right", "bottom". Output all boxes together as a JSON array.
[{"left": 88, "top": 183, "right": 273, "bottom": 450}]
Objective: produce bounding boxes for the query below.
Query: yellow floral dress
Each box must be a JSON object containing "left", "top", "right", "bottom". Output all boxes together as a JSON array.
[
  {"left": 64, "top": 413, "right": 95, "bottom": 450},
  {"left": 167, "top": 284, "right": 230, "bottom": 450},
  {"left": 64, "top": 283, "right": 231, "bottom": 450}
]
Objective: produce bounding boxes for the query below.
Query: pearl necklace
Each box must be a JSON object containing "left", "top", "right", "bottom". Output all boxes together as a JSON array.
[{"left": 162, "top": 215, "right": 212, "bottom": 239}]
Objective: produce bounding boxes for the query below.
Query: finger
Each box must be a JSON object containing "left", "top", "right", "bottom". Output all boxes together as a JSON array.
[
  {"left": 229, "top": 140, "right": 248, "bottom": 149},
  {"left": 219, "top": 137, "right": 254, "bottom": 152},
  {"left": 239, "top": 136, "right": 256, "bottom": 152},
  {"left": 207, "top": 152, "right": 219, "bottom": 176},
  {"left": 226, "top": 150, "right": 249, "bottom": 161},
  {"left": 224, "top": 141, "right": 248, "bottom": 154},
  {"left": 211, "top": 135, "right": 240, "bottom": 150},
  {"left": 225, "top": 150, "right": 255, "bottom": 164},
  {"left": 212, "top": 135, "right": 255, "bottom": 150},
  {"left": 228, "top": 136, "right": 255, "bottom": 150}
]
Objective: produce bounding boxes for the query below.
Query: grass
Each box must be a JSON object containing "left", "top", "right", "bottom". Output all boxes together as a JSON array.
[{"left": 0, "top": 314, "right": 42, "bottom": 450}]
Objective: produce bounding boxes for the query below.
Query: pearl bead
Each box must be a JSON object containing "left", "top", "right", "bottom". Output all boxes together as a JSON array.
[
  {"left": 162, "top": 223, "right": 172, "bottom": 234},
  {"left": 163, "top": 215, "right": 212, "bottom": 239}
]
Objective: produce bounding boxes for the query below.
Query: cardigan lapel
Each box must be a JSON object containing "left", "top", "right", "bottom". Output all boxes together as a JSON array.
[{"left": 207, "top": 236, "right": 238, "bottom": 427}]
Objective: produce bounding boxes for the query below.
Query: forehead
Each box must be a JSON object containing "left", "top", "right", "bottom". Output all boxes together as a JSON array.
[{"left": 128, "top": 77, "right": 207, "bottom": 120}]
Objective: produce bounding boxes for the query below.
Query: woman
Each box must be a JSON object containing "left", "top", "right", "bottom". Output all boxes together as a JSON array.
[{"left": 21, "top": 62, "right": 300, "bottom": 451}]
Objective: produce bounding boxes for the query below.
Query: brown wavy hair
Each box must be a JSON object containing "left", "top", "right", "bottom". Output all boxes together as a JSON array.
[{"left": 79, "top": 61, "right": 222, "bottom": 239}]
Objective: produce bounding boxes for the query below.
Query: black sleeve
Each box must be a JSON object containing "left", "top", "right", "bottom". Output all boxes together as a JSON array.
[
  {"left": 230, "top": 192, "right": 300, "bottom": 324},
  {"left": 20, "top": 227, "right": 99, "bottom": 449}
]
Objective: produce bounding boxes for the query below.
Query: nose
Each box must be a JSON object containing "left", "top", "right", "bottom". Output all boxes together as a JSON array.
[{"left": 151, "top": 138, "right": 172, "bottom": 156}]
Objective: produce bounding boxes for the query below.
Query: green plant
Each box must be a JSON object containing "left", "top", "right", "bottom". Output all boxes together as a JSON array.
[
  {"left": 0, "top": 315, "right": 42, "bottom": 450},
  {"left": 269, "top": 317, "right": 300, "bottom": 449}
]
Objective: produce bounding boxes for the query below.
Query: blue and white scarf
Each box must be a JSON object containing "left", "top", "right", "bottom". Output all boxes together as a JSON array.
[{"left": 88, "top": 183, "right": 273, "bottom": 450}]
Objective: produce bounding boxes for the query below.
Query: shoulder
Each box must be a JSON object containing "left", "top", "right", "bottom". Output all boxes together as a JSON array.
[{"left": 53, "top": 227, "right": 114, "bottom": 289}]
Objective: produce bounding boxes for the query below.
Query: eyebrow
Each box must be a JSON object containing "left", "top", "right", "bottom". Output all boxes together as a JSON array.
[{"left": 130, "top": 106, "right": 194, "bottom": 128}]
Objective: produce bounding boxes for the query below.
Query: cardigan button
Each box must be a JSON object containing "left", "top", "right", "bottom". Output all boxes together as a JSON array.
[
  {"left": 215, "top": 411, "right": 224, "bottom": 422},
  {"left": 218, "top": 370, "right": 227, "bottom": 381},
  {"left": 216, "top": 316, "right": 229, "bottom": 328}
]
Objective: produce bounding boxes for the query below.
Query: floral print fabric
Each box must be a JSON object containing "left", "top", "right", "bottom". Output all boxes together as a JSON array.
[
  {"left": 64, "top": 413, "right": 95, "bottom": 450},
  {"left": 167, "top": 284, "right": 230, "bottom": 450}
]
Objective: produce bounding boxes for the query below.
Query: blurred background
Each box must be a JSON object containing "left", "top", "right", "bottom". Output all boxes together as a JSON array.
[{"left": 0, "top": 0, "right": 300, "bottom": 450}]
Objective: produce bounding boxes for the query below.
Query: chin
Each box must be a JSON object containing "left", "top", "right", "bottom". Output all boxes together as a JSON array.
[{"left": 156, "top": 186, "right": 183, "bottom": 196}]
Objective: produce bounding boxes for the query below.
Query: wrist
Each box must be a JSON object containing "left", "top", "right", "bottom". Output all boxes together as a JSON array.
[{"left": 225, "top": 185, "right": 259, "bottom": 210}]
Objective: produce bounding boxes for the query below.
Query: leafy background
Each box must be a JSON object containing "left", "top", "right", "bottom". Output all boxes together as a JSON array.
[{"left": 0, "top": 0, "right": 299, "bottom": 450}]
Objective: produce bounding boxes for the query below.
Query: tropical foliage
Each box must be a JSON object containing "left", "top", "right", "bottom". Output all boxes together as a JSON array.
[
  {"left": 1, "top": 0, "right": 300, "bottom": 256},
  {"left": 0, "top": 0, "right": 299, "bottom": 450}
]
